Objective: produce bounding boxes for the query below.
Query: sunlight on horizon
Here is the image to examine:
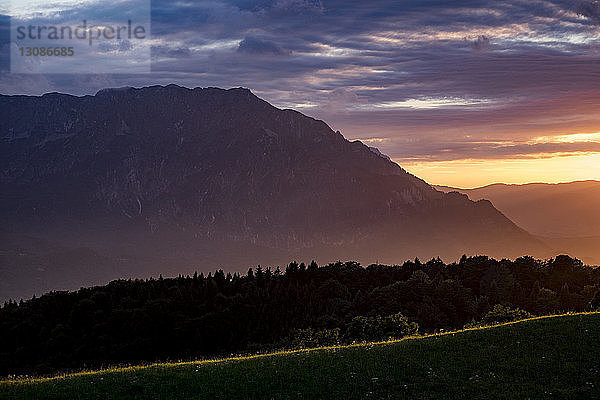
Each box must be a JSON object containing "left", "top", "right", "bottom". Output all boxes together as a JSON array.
[{"left": 401, "top": 152, "right": 600, "bottom": 188}]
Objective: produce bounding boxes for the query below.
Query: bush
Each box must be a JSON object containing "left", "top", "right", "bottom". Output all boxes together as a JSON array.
[
  {"left": 465, "top": 304, "right": 532, "bottom": 328},
  {"left": 345, "top": 312, "right": 419, "bottom": 342}
]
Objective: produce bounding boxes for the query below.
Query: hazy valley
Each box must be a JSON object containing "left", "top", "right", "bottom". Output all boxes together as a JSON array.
[{"left": 435, "top": 182, "right": 600, "bottom": 265}]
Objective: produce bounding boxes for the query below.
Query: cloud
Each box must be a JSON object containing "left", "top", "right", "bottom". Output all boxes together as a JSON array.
[
  {"left": 152, "top": 46, "right": 192, "bottom": 59},
  {"left": 576, "top": 0, "right": 600, "bottom": 23},
  {"left": 98, "top": 40, "right": 133, "bottom": 53},
  {"left": 392, "top": 140, "right": 600, "bottom": 162},
  {"left": 271, "top": 0, "right": 324, "bottom": 14},
  {"left": 322, "top": 87, "right": 359, "bottom": 112},
  {"left": 237, "top": 36, "right": 290, "bottom": 55},
  {"left": 0, "top": 14, "right": 9, "bottom": 72},
  {"left": 470, "top": 35, "right": 492, "bottom": 51}
]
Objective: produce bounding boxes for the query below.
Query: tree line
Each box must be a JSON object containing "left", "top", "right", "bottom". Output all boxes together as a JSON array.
[{"left": 1, "top": 254, "right": 599, "bottom": 376}]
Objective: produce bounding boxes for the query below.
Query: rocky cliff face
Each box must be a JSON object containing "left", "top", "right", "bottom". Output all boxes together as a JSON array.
[{"left": 0, "top": 85, "right": 549, "bottom": 300}]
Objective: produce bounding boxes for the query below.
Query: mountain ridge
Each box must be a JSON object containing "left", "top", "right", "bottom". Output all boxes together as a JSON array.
[
  {"left": 435, "top": 180, "right": 600, "bottom": 191},
  {"left": 1, "top": 85, "right": 549, "bottom": 300}
]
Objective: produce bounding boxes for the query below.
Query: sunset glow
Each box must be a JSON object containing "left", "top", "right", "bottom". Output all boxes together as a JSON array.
[
  {"left": 3, "top": 1, "right": 600, "bottom": 395},
  {"left": 401, "top": 131, "right": 600, "bottom": 187},
  {"left": 404, "top": 152, "right": 600, "bottom": 188}
]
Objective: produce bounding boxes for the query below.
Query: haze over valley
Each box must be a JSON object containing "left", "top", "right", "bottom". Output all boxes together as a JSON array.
[{"left": 435, "top": 181, "right": 600, "bottom": 265}]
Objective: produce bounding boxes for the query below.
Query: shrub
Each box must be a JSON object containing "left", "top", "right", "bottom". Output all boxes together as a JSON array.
[
  {"left": 345, "top": 312, "right": 419, "bottom": 342},
  {"left": 465, "top": 304, "right": 532, "bottom": 328}
]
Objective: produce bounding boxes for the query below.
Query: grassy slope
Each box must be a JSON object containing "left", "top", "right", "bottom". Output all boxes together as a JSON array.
[{"left": 2, "top": 313, "right": 600, "bottom": 400}]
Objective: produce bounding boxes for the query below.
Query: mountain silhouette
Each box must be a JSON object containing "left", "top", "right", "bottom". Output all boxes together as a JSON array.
[{"left": 0, "top": 85, "right": 549, "bottom": 300}]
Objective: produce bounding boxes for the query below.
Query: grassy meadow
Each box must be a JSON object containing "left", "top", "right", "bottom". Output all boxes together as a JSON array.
[{"left": 1, "top": 313, "right": 599, "bottom": 399}]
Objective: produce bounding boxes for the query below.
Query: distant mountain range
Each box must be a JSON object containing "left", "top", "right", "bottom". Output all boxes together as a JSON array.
[
  {"left": 1, "top": 85, "right": 549, "bottom": 300},
  {"left": 435, "top": 181, "right": 600, "bottom": 265}
]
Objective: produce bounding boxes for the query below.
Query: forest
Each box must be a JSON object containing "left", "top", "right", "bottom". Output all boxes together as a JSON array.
[{"left": 2, "top": 254, "right": 599, "bottom": 377}]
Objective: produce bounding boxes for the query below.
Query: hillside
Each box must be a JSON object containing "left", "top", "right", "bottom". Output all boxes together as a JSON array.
[
  {"left": 2, "top": 313, "right": 599, "bottom": 399},
  {"left": 0, "top": 85, "right": 549, "bottom": 301},
  {"left": 2, "top": 255, "right": 597, "bottom": 377},
  {"left": 434, "top": 181, "right": 600, "bottom": 264}
]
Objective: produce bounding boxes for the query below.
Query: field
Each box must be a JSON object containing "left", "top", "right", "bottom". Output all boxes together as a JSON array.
[{"left": 1, "top": 313, "right": 599, "bottom": 399}]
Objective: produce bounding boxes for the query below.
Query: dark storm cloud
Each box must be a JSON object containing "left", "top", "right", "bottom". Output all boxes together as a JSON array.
[{"left": 3, "top": 0, "right": 600, "bottom": 161}]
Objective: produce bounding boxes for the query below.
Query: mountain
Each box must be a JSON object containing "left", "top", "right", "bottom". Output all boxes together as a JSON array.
[
  {"left": 0, "top": 85, "right": 548, "bottom": 300},
  {"left": 434, "top": 181, "right": 600, "bottom": 264}
]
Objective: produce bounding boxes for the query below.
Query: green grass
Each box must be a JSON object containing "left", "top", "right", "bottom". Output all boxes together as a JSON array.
[{"left": 2, "top": 313, "right": 600, "bottom": 399}]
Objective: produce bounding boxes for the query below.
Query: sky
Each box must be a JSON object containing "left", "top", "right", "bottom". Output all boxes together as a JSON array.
[{"left": 1, "top": 0, "right": 600, "bottom": 187}]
